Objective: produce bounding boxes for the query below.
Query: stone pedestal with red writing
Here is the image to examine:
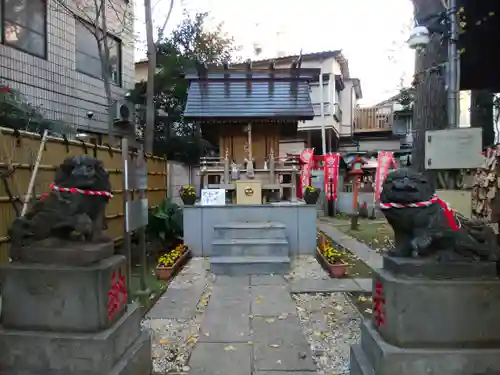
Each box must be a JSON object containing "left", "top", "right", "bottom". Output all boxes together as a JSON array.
[
  {"left": 0, "top": 241, "right": 151, "bottom": 375},
  {"left": 350, "top": 256, "right": 500, "bottom": 375}
]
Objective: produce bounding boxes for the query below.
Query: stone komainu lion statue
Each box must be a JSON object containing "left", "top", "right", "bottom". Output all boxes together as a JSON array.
[
  {"left": 380, "top": 168, "right": 500, "bottom": 262},
  {"left": 10, "top": 155, "right": 112, "bottom": 248}
]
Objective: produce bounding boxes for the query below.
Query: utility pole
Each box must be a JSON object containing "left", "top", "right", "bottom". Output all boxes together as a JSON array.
[{"left": 447, "top": 0, "right": 460, "bottom": 128}]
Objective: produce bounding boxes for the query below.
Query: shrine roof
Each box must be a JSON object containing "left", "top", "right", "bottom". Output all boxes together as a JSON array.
[{"left": 183, "top": 68, "right": 317, "bottom": 121}]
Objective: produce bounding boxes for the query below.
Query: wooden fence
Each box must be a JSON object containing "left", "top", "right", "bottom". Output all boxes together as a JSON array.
[
  {"left": 354, "top": 106, "right": 394, "bottom": 133},
  {"left": 0, "top": 127, "right": 168, "bottom": 263}
]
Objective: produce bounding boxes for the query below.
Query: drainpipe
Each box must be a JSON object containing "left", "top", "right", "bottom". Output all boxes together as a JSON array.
[{"left": 319, "top": 59, "right": 326, "bottom": 155}]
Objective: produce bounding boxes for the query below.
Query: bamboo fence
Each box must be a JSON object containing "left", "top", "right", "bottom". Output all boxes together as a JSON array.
[{"left": 0, "top": 127, "right": 168, "bottom": 263}]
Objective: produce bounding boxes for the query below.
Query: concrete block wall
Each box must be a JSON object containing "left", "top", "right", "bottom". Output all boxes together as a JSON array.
[
  {"left": 0, "top": 0, "right": 135, "bottom": 134},
  {"left": 336, "top": 192, "right": 379, "bottom": 215},
  {"left": 167, "top": 162, "right": 200, "bottom": 204}
]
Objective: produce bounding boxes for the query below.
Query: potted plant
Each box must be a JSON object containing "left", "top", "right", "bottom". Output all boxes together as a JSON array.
[
  {"left": 179, "top": 185, "right": 197, "bottom": 205},
  {"left": 156, "top": 243, "right": 191, "bottom": 280},
  {"left": 304, "top": 185, "right": 319, "bottom": 204},
  {"left": 316, "top": 236, "right": 347, "bottom": 278},
  {"left": 147, "top": 199, "right": 183, "bottom": 255}
]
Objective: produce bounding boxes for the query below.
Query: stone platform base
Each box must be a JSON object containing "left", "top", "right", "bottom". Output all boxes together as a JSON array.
[
  {"left": 14, "top": 239, "right": 114, "bottom": 266},
  {"left": 0, "top": 255, "right": 127, "bottom": 332},
  {"left": 350, "top": 320, "right": 500, "bottom": 375},
  {"left": 0, "top": 303, "right": 152, "bottom": 375}
]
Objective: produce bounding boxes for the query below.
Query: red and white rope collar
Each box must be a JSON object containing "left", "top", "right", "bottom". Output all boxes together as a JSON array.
[
  {"left": 49, "top": 183, "right": 113, "bottom": 199},
  {"left": 379, "top": 195, "right": 438, "bottom": 209},
  {"left": 379, "top": 194, "right": 460, "bottom": 230}
]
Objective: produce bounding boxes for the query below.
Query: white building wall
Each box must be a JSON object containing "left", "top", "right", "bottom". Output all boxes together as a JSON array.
[
  {"left": 261, "top": 57, "right": 343, "bottom": 133},
  {"left": 0, "top": 0, "right": 135, "bottom": 134}
]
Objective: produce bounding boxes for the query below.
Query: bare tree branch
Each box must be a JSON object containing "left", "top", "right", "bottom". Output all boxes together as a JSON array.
[{"left": 158, "top": 0, "right": 175, "bottom": 41}]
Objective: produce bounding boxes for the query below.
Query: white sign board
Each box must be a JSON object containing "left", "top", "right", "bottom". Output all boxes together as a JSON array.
[
  {"left": 125, "top": 199, "right": 148, "bottom": 232},
  {"left": 201, "top": 189, "right": 226, "bottom": 206},
  {"left": 425, "top": 128, "right": 483, "bottom": 170}
]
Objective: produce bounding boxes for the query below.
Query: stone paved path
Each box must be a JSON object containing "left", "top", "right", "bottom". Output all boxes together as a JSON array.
[
  {"left": 145, "top": 258, "right": 372, "bottom": 374},
  {"left": 189, "top": 275, "right": 317, "bottom": 375}
]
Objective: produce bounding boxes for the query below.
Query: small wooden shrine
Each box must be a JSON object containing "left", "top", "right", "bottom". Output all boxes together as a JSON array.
[{"left": 183, "top": 59, "right": 319, "bottom": 203}]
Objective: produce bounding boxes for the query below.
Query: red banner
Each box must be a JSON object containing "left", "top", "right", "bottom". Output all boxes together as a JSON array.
[
  {"left": 324, "top": 153, "right": 340, "bottom": 201},
  {"left": 300, "top": 148, "right": 314, "bottom": 190},
  {"left": 374, "top": 151, "right": 395, "bottom": 201}
]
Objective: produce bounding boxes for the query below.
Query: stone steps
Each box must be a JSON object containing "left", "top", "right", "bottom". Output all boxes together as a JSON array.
[
  {"left": 210, "top": 221, "right": 291, "bottom": 275},
  {"left": 210, "top": 256, "right": 290, "bottom": 275},
  {"left": 210, "top": 239, "right": 289, "bottom": 257},
  {"left": 213, "top": 222, "right": 286, "bottom": 240}
]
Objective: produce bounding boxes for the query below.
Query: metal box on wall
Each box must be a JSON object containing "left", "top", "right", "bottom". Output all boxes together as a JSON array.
[
  {"left": 235, "top": 180, "right": 262, "bottom": 204},
  {"left": 425, "top": 128, "right": 483, "bottom": 170}
]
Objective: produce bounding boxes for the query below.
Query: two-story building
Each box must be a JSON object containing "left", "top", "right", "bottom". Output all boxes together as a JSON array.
[
  {"left": 240, "top": 51, "right": 363, "bottom": 157},
  {"left": 339, "top": 92, "right": 413, "bottom": 167},
  {"left": 0, "top": 0, "right": 135, "bottom": 141}
]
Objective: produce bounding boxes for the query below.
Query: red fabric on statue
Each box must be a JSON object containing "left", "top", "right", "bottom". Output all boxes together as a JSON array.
[{"left": 436, "top": 198, "right": 459, "bottom": 231}]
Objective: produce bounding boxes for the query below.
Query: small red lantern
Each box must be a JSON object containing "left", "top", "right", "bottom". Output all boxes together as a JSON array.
[
  {"left": 349, "top": 155, "right": 365, "bottom": 175},
  {"left": 348, "top": 155, "right": 365, "bottom": 226}
]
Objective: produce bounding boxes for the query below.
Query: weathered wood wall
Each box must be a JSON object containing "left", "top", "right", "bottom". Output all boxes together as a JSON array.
[
  {"left": 0, "top": 128, "right": 167, "bottom": 263},
  {"left": 218, "top": 123, "right": 280, "bottom": 168}
]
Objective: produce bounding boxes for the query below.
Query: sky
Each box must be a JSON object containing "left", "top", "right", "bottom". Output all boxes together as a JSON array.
[{"left": 134, "top": 0, "right": 415, "bottom": 105}]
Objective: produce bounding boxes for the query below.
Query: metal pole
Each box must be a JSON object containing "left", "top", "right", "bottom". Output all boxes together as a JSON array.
[
  {"left": 136, "top": 145, "right": 150, "bottom": 298},
  {"left": 319, "top": 70, "right": 327, "bottom": 154},
  {"left": 447, "top": 0, "right": 460, "bottom": 128},
  {"left": 121, "top": 138, "right": 132, "bottom": 303}
]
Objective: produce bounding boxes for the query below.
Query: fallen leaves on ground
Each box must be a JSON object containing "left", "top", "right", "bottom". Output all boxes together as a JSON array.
[
  {"left": 224, "top": 345, "right": 236, "bottom": 351},
  {"left": 255, "top": 295, "right": 265, "bottom": 304}
]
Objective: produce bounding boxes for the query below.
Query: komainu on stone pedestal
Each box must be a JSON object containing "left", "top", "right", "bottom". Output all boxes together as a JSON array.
[
  {"left": 10, "top": 155, "right": 112, "bottom": 250},
  {"left": 0, "top": 155, "right": 152, "bottom": 375},
  {"left": 380, "top": 168, "right": 500, "bottom": 262}
]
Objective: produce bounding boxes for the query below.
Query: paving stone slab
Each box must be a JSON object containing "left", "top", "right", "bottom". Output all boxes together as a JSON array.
[
  {"left": 168, "top": 275, "right": 207, "bottom": 291},
  {"left": 200, "top": 284, "right": 251, "bottom": 342},
  {"left": 182, "top": 257, "right": 209, "bottom": 275},
  {"left": 354, "top": 278, "right": 372, "bottom": 292},
  {"left": 251, "top": 315, "right": 315, "bottom": 371},
  {"left": 251, "top": 275, "right": 287, "bottom": 286},
  {"left": 251, "top": 285, "right": 297, "bottom": 316},
  {"left": 199, "top": 310, "right": 250, "bottom": 342},
  {"left": 289, "top": 278, "right": 360, "bottom": 293},
  {"left": 188, "top": 343, "right": 252, "bottom": 375},
  {"left": 146, "top": 287, "right": 203, "bottom": 319},
  {"left": 210, "top": 285, "right": 250, "bottom": 304},
  {"left": 214, "top": 275, "right": 250, "bottom": 286}
]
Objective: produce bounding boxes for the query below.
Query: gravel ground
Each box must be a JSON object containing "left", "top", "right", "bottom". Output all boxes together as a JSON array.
[
  {"left": 141, "top": 259, "right": 214, "bottom": 374},
  {"left": 293, "top": 292, "right": 361, "bottom": 375},
  {"left": 286, "top": 255, "right": 330, "bottom": 281}
]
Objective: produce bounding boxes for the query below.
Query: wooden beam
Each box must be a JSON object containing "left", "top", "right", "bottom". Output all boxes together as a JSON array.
[
  {"left": 246, "top": 59, "right": 252, "bottom": 96},
  {"left": 223, "top": 61, "right": 230, "bottom": 97},
  {"left": 268, "top": 60, "right": 275, "bottom": 97},
  {"left": 245, "top": 59, "right": 252, "bottom": 72}
]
